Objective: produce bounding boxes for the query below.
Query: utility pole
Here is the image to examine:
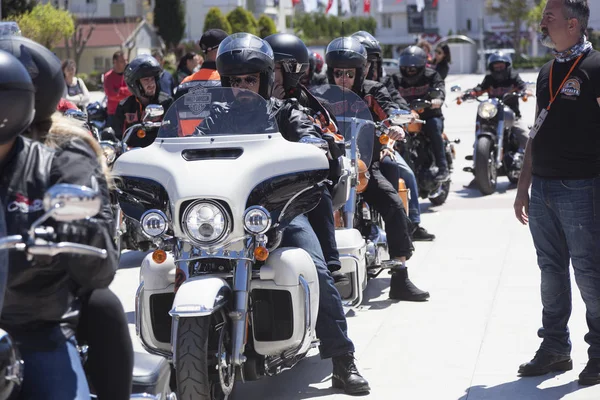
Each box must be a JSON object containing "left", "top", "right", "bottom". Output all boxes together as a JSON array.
[
  {"left": 0, "top": 0, "right": 3, "bottom": 21},
  {"left": 479, "top": 2, "right": 486, "bottom": 74}
]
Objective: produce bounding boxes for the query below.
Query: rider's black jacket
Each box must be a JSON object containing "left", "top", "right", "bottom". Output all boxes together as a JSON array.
[
  {"left": 474, "top": 69, "right": 527, "bottom": 117},
  {"left": 384, "top": 68, "right": 445, "bottom": 120},
  {"left": 381, "top": 78, "right": 410, "bottom": 110},
  {"left": 0, "top": 136, "right": 118, "bottom": 343},
  {"left": 360, "top": 79, "right": 401, "bottom": 162},
  {"left": 112, "top": 92, "right": 173, "bottom": 139}
]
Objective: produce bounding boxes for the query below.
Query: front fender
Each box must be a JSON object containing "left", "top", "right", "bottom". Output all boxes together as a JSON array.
[{"left": 169, "top": 276, "right": 231, "bottom": 317}]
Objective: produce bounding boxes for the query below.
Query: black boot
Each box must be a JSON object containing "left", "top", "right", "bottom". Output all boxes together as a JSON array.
[
  {"left": 411, "top": 224, "right": 436, "bottom": 241},
  {"left": 518, "top": 349, "right": 572, "bottom": 376},
  {"left": 332, "top": 353, "right": 370, "bottom": 395},
  {"left": 579, "top": 358, "right": 600, "bottom": 385},
  {"left": 389, "top": 267, "right": 430, "bottom": 301}
]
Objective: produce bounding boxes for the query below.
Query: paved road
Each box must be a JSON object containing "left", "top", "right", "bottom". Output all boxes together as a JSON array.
[{"left": 109, "top": 73, "right": 600, "bottom": 399}]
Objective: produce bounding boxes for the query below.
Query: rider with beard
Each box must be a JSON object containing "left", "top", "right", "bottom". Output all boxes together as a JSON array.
[
  {"left": 384, "top": 46, "right": 449, "bottom": 182},
  {"left": 325, "top": 36, "right": 430, "bottom": 301},
  {"left": 0, "top": 49, "right": 119, "bottom": 399},
  {"left": 351, "top": 31, "right": 435, "bottom": 241},
  {"left": 264, "top": 32, "right": 351, "bottom": 286},
  {"left": 198, "top": 33, "right": 370, "bottom": 395},
  {"left": 112, "top": 54, "right": 173, "bottom": 140},
  {"left": 0, "top": 35, "right": 133, "bottom": 400},
  {"left": 469, "top": 52, "right": 529, "bottom": 151}
]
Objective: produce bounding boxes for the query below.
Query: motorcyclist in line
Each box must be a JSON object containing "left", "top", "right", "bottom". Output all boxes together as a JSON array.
[
  {"left": 325, "top": 37, "right": 430, "bottom": 301},
  {"left": 0, "top": 35, "right": 133, "bottom": 400},
  {"left": 112, "top": 54, "right": 173, "bottom": 140},
  {"left": 209, "top": 32, "right": 370, "bottom": 395},
  {"left": 301, "top": 52, "right": 328, "bottom": 87},
  {"left": 265, "top": 33, "right": 358, "bottom": 287},
  {"left": 0, "top": 49, "right": 119, "bottom": 399},
  {"left": 174, "top": 28, "right": 228, "bottom": 98},
  {"left": 351, "top": 31, "right": 435, "bottom": 241},
  {"left": 468, "top": 52, "right": 529, "bottom": 152},
  {"left": 384, "top": 46, "right": 449, "bottom": 182}
]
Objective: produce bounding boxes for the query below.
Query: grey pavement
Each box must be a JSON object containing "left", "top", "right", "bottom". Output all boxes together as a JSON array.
[{"left": 108, "top": 73, "right": 600, "bottom": 400}]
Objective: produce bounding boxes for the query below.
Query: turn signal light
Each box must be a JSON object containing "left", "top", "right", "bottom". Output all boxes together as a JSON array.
[
  {"left": 379, "top": 134, "right": 389, "bottom": 145},
  {"left": 152, "top": 249, "right": 167, "bottom": 264},
  {"left": 357, "top": 159, "right": 369, "bottom": 194},
  {"left": 254, "top": 246, "right": 269, "bottom": 262},
  {"left": 137, "top": 129, "right": 146, "bottom": 138},
  {"left": 522, "top": 95, "right": 528, "bottom": 102},
  {"left": 456, "top": 98, "right": 463, "bottom": 105}
]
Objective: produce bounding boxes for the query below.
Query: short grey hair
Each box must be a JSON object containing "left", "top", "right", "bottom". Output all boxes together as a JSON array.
[{"left": 562, "top": 0, "right": 590, "bottom": 35}]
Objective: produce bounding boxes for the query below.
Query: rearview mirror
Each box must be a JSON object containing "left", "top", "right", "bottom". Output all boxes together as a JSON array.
[
  {"left": 450, "top": 85, "right": 462, "bottom": 92},
  {"left": 143, "top": 105, "right": 164, "bottom": 122},
  {"left": 43, "top": 184, "right": 101, "bottom": 222},
  {"left": 409, "top": 99, "right": 430, "bottom": 111},
  {"left": 389, "top": 109, "right": 413, "bottom": 125},
  {"left": 428, "top": 88, "right": 443, "bottom": 99}
]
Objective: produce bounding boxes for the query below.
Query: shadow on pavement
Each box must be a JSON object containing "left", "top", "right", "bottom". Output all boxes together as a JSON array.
[{"left": 458, "top": 375, "right": 585, "bottom": 400}]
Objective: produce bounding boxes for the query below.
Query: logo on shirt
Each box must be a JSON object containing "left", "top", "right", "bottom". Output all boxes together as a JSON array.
[
  {"left": 560, "top": 78, "right": 581, "bottom": 97},
  {"left": 124, "top": 113, "right": 139, "bottom": 124},
  {"left": 6, "top": 193, "right": 43, "bottom": 214}
]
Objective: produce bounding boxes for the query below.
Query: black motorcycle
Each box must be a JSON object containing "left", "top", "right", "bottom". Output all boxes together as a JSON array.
[
  {"left": 396, "top": 89, "right": 459, "bottom": 206},
  {"left": 455, "top": 86, "right": 530, "bottom": 195}
]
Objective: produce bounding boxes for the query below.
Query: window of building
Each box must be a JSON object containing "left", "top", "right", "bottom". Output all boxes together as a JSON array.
[
  {"left": 467, "top": 18, "right": 472, "bottom": 31},
  {"left": 382, "top": 14, "right": 392, "bottom": 29},
  {"left": 424, "top": 10, "right": 437, "bottom": 29}
]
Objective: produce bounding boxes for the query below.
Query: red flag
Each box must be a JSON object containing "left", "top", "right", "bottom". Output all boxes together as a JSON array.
[
  {"left": 396, "top": 0, "right": 402, "bottom": 3},
  {"left": 432, "top": 0, "right": 438, "bottom": 6},
  {"left": 326, "top": 0, "right": 334, "bottom": 13},
  {"left": 292, "top": 0, "right": 301, "bottom": 5},
  {"left": 364, "top": 0, "right": 371, "bottom": 12}
]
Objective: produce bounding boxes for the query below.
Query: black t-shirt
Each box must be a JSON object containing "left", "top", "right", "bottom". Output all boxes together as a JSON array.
[{"left": 532, "top": 49, "right": 600, "bottom": 179}]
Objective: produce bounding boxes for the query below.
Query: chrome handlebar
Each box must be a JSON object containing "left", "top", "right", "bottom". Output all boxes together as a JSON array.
[{"left": 0, "top": 235, "right": 107, "bottom": 259}]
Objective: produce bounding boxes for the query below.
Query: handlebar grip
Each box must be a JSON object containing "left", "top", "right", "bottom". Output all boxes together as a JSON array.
[
  {"left": 0, "top": 235, "right": 24, "bottom": 251},
  {"left": 27, "top": 242, "right": 108, "bottom": 259}
]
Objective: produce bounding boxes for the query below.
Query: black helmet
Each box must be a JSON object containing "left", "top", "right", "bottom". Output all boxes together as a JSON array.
[
  {"left": 264, "top": 33, "right": 309, "bottom": 95},
  {"left": 216, "top": 33, "right": 275, "bottom": 100},
  {"left": 351, "top": 31, "right": 382, "bottom": 80},
  {"left": 124, "top": 54, "right": 162, "bottom": 99},
  {"left": 0, "top": 36, "right": 63, "bottom": 124},
  {"left": 0, "top": 50, "right": 35, "bottom": 144},
  {"left": 0, "top": 329, "right": 23, "bottom": 399},
  {"left": 325, "top": 37, "right": 367, "bottom": 92},
  {"left": 487, "top": 51, "right": 512, "bottom": 82},
  {"left": 399, "top": 46, "right": 427, "bottom": 85}
]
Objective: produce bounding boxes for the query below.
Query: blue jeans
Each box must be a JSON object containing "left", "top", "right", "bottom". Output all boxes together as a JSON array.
[
  {"left": 423, "top": 116, "right": 448, "bottom": 172},
  {"left": 529, "top": 176, "right": 600, "bottom": 358},
  {"left": 281, "top": 214, "right": 355, "bottom": 359},
  {"left": 379, "top": 154, "right": 421, "bottom": 225},
  {"left": 307, "top": 186, "right": 341, "bottom": 271},
  {"left": 18, "top": 328, "right": 90, "bottom": 399}
]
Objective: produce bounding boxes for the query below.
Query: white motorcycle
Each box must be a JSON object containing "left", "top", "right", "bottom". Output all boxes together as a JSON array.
[{"left": 112, "top": 87, "right": 334, "bottom": 399}]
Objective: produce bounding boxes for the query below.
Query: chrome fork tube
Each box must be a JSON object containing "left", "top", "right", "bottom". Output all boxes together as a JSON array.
[{"left": 231, "top": 259, "right": 252, "bottom": 366}]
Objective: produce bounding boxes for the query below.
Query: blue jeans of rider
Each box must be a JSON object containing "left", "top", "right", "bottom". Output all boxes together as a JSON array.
[
  {"left": 529, "top": 176, "right": 600, "bottom": 359},
  {"left": 379, "top": 154, "right": 421, "bottom": 225},
  {"left": 281, "top": 214, "right": 355, "bottom": 359},
  {"left": 308, "top": 186, "right": 341, "bottom": 271},
  {"left": 18, "top": 327, "right": 90, "bottom": 399},
  {"left": 423, "top": 117, "right": 448, "bottom": 173}
]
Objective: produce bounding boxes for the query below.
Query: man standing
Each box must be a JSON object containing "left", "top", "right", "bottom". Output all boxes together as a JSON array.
[
  {"left": 179, "top": 29, "right": 228, "bottom": 87},
  {"left": 103, "top": 51, "right": 130, "bottom": 128},
  {"left": 514, "top": 0, "right": 600, "bottom": 386}
]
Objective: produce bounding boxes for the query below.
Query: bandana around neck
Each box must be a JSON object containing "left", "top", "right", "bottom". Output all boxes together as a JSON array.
[{"left": 553, "top": 35, "right": 593, "bottom": 63}]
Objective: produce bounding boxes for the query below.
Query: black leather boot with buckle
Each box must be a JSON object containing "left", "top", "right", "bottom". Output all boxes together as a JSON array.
[{"left": 332, "top": 353, "right": 370, "bottom": 395}]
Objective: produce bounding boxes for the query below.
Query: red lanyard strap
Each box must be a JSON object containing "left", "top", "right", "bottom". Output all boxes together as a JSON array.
[{"left": 547, "top": 54, "right": 583, "bottom": 110}]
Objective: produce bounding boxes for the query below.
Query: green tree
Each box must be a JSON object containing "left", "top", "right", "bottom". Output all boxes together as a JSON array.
[
  {"left": 1, "top": 0, "right": 34, "bottom": 19},
  {"left": 226, "top": 7, "right": 258, "bottom": 36},
  {"left": 14, "top": 4, "right": 74, "bottom": 49},
  {"left": 526, "top": 0, "right": 546, "bottom": 30},
  {"left": 154, "top": 0, "right": 185, "bottom": 50},
  {"left": 257, "top": 14, "right": 277, "bottom": 38},
  {"left": 486, "top": 0, "right": 528, "bottom": 52},
  {"left": 203, "top": 7, "right": 232, "bottom": 34}
]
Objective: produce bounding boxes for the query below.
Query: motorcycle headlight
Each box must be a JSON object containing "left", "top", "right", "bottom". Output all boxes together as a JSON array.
[
  {"left": 477, "top": 102, "right": 498, "bottom": 119},
  {"left": 182, "top": 200, "right": 230, "bottom": 245},
  {"left": 243, "top": 206, "right": 271, "bottom": 234},
  {"left": 100, "top": 142, "right": 116, "bottom": 165},
  {"left": 140, "top": 210, "right": 168, "bottom": 238}
]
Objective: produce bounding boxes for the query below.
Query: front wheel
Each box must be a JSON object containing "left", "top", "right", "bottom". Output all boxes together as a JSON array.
[
  {"left": 429, "top": 181, "right": 450, "bottom": 206},
  {"left": 474, "top": 136, "right": 497, "bottom": 196},
  {"left": 175, "top": 316, "right": 230, "bottom": 400}
]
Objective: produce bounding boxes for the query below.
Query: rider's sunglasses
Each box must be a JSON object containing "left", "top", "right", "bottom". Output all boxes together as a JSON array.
[
  {"left": 230, "top": 76, "right": 259, "bottom": 87},
  {"left": 334, "top": 70, "right": 355, "bottom": 79}
]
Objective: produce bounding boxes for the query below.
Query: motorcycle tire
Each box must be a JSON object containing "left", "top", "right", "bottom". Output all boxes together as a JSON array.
[
  {"left": 429, "top": 181, "right": 450, "bottom": 206},
  {"left": 474, "top": 136, "right": 497, "bottom": 196},
  {"left": 175, "top": 316, "right": 225, "bottom": 400}
]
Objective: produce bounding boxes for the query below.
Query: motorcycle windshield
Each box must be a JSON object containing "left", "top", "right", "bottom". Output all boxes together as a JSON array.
[
  {"left": 157, "top": 87, "right": 279, "bottom": 138},
  {"left": 309, "top": 84, "right": 374, "bottom": 167}
]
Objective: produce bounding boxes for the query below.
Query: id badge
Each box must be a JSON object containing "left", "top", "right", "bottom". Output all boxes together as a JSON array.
[{"left": 529, "top": 108, "right": 548, "bottom": 139}]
